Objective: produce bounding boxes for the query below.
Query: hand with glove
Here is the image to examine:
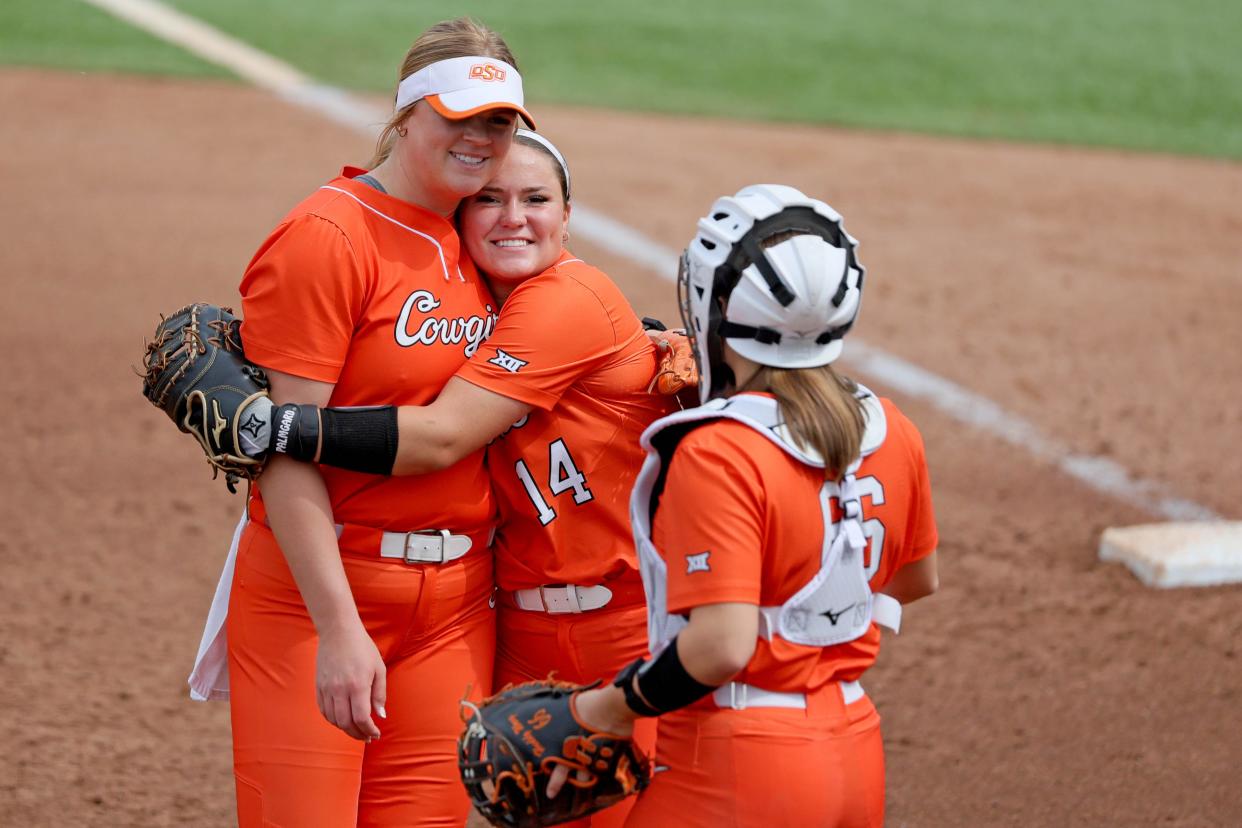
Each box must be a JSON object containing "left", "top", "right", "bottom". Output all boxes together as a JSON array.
[
  {"left": 642, "top": 317, "right": 699, "bottom": 398},
  {"left": 458, "top": 679, "right": 649, "bottom": 827},
  {"left": 140, "top": 303, "right": 270, "bottom": 492},
  {"left": 142, "top": 304, "right": 685, "bottom": 489},
  {"left": 140, "top": 302, "right": 400, "bottom": 487}
]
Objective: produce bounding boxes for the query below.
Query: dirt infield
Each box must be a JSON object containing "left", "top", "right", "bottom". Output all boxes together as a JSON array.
[{"left": 2, "top": 67, "right": 1239, "bottom": 826}]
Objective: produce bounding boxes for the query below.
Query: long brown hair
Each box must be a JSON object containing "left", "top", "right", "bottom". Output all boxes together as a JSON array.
[
  {"left": 367, "top": 18, "right": 519, "bottom": 168},
  {"left": 740, "top": 364, "right": 865, "bottom": 481}
]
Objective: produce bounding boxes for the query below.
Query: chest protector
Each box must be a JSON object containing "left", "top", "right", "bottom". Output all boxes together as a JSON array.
[{"left": 630, "top": 387, "right": 901, "bottom": 655}]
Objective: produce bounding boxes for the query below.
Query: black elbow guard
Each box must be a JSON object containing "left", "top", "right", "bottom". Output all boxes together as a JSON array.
[{"left": 318, "top": 405, "right": 399, "bottom": 476}]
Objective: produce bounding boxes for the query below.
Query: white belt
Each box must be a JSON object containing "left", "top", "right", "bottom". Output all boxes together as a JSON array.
[
  {"left": 375, "top": 529, "right": 472, "bottom": 564},
  {"left": 840, "top": 680, "right": 864, "bottom": 704},
  {"left": 511, "top": 584, "right": 614, "bottom": 614},
  {"left": 712, "top": 680, "right": 864, "bottom": 710}
]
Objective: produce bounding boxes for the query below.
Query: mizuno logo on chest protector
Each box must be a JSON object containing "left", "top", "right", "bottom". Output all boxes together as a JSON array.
[{"left": 821, "top": 603, "right": 856, "bottom": 625}]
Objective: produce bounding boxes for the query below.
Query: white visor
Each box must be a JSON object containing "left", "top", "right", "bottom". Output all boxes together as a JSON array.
[{"left": 395, "top": 55, "right": 534, "bottom": 127}]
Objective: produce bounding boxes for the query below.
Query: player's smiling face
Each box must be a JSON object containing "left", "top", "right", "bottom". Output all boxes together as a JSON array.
[
  {"left": 398, "top": 102, "right": 518, "bottom": 214},
  {"left": 459, "top": 143, "right": 570, "bottom": 286}
]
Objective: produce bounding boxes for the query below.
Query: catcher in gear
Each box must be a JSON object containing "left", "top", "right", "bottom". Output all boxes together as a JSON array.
[
  {"left": 458, "top": 680, "right": 649, "bottom": 827},
  {"left": 139, "top": 303, "right": 269, "bottom": 492},
  {"left": 557, "top": 185, "right": 939, "bottom": 827}
]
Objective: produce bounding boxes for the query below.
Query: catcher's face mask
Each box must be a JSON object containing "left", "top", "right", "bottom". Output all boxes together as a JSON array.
[
  {"left": 676, "top": 247, "right": 722, "bottom": 406},
  {"left": 679, "top": 184, "right": 865, "bottom": 404}
]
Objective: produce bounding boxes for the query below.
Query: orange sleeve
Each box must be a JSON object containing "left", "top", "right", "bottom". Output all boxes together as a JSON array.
[
  {"left": 653, "top": 425, "right": 765, "bottom": 613},
  {"left": 239, "top": 214, "right": 368, "bottom": 383},
  {"left": 454, "top": 272, "right": 618, "bottom": 410}
]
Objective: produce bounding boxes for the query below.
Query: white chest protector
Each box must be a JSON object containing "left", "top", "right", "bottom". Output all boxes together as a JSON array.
[{"left": 630, "top": 387, "right": 901, "bottom": 655}]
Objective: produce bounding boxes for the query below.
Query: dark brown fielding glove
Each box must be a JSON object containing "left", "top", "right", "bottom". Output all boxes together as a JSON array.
[{"left": 459, "top": 680, "right": 650, "bottom": 827}]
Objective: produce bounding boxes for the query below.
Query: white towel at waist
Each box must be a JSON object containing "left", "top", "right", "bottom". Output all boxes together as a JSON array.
[{"left": 188, "top": 511, "right": 247, "bottom": 702}]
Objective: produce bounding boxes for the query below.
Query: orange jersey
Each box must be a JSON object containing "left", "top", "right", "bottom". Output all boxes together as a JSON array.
[
  {"left": 454, "top": 252, "right": 676, "bottom": 590},
  {"left": 654, "top": 394, "right": 937, "bottom": 695},
  {"left": 240, "top": 167, "right": 498, "bottom": 534}
]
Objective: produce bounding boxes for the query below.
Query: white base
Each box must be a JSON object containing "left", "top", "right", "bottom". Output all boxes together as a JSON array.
[{"left": 1099, "top": 522, "right": 1242, "bottom": 588}]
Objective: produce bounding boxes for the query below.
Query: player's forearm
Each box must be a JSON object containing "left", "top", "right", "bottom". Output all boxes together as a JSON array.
[
  {"left": 593, "top": 604, "right": 759, "bottom": 728},
  {"left": 239, "top": 375, "right": 531, "bottom": 476},
  {"left": 294, "top": 403, "right": 464, "bottom": 475},
  {"left": 392, "top": 405, "right": 475, "bottom": 473},
  {"left": 261, "top": 456, "right": 363, "bottom": 635},
  {"left": 243, "top": 400, "right": 467, "bottom": 475},
  {"left": 249, "top": 402, "right": 406, "bottom": 475},
  {"left": 316, "top": 404, "right": 476, "bottom": 474},
  {"left": 577, "top": 631, "right": 744, "bottom": 734},
  {"left": 244, "top": 397, "right": 513, "bottom": 476},
  {"left": 283, "top": 403, "right": 474, "bottom": 473}
]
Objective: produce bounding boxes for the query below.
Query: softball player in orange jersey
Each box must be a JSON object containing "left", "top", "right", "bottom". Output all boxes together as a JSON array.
[
  {"left": 452, "top": 135, "right": 671, "bottom": 828},
  {"left": 248, "top": 131, "right": 675, "bottom": 827},
  {"left": 223, "top": 19, "right": 533, "bottom": 827},
  {"left": 562, "top": 185, "right": 939, "bottom": 828}
]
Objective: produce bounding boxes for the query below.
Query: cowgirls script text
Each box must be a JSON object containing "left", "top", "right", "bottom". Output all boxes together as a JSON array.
[{"left": 395, "top": 290, "right": 497, "bottom": 358}]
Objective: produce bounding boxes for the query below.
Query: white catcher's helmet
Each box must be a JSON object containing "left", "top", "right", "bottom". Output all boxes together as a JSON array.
[{"left": 677, "top": 184, "right": 865, "bottom": 403}]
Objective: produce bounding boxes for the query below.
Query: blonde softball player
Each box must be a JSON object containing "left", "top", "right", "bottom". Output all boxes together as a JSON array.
[
  {"left": 559, "top": 185, "right": 940, "bottom": 827},
  {"left": 222, "top": 18, "right": 533, "bottom": 827},
  {"left": 236, "top": 131, "right": 678, "bottom": 827}
]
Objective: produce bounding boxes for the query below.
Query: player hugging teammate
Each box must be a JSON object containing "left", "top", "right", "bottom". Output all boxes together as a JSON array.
[{"left": 141, "top": 19, "right": 938, "bottom": 825}]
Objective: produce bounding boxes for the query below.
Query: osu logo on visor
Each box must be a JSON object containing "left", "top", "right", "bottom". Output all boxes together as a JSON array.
[{"left": 469, "top": 63, "right": 507, "bottom": 82}]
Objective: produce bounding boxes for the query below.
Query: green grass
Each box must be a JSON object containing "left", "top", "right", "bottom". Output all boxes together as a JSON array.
[
  {"left": 4, "top": 0, "right": 1240, "bottom": 158},
  {"left": 0, "top": 0, "right": 226, "bottom": 79}
]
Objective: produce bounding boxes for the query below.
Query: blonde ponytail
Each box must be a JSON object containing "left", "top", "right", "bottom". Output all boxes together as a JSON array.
[{"left": 744, "top": 364, "right": 865, "bottom": 480}]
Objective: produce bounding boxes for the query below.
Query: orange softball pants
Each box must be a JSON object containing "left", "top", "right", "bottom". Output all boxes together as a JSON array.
[
  {"left": 226, "top": 522, "right": 495, "bottom": 828},
  {"left": 494, "top": 599, "right": 657, "bottom": 828},
  {"left": 624, "top": 683, "right": 885, "bottom": 828}
]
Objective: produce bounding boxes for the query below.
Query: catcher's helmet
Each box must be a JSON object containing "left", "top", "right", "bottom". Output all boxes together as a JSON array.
[{"left": 677, "top": 184, "right": 865, "bottom": 404}]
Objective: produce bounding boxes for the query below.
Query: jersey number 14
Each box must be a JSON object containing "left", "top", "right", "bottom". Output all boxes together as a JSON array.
[{"left": 514, "top": 438, "right": 594, "bottom": 526}]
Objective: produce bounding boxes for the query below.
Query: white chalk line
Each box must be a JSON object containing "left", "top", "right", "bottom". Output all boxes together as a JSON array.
[
  {"left": 842, "top": 345, "right": 1218, "bottom": 521},
  {"left": 82, "top": 0, "right": 1221, "bottom": 522}
]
